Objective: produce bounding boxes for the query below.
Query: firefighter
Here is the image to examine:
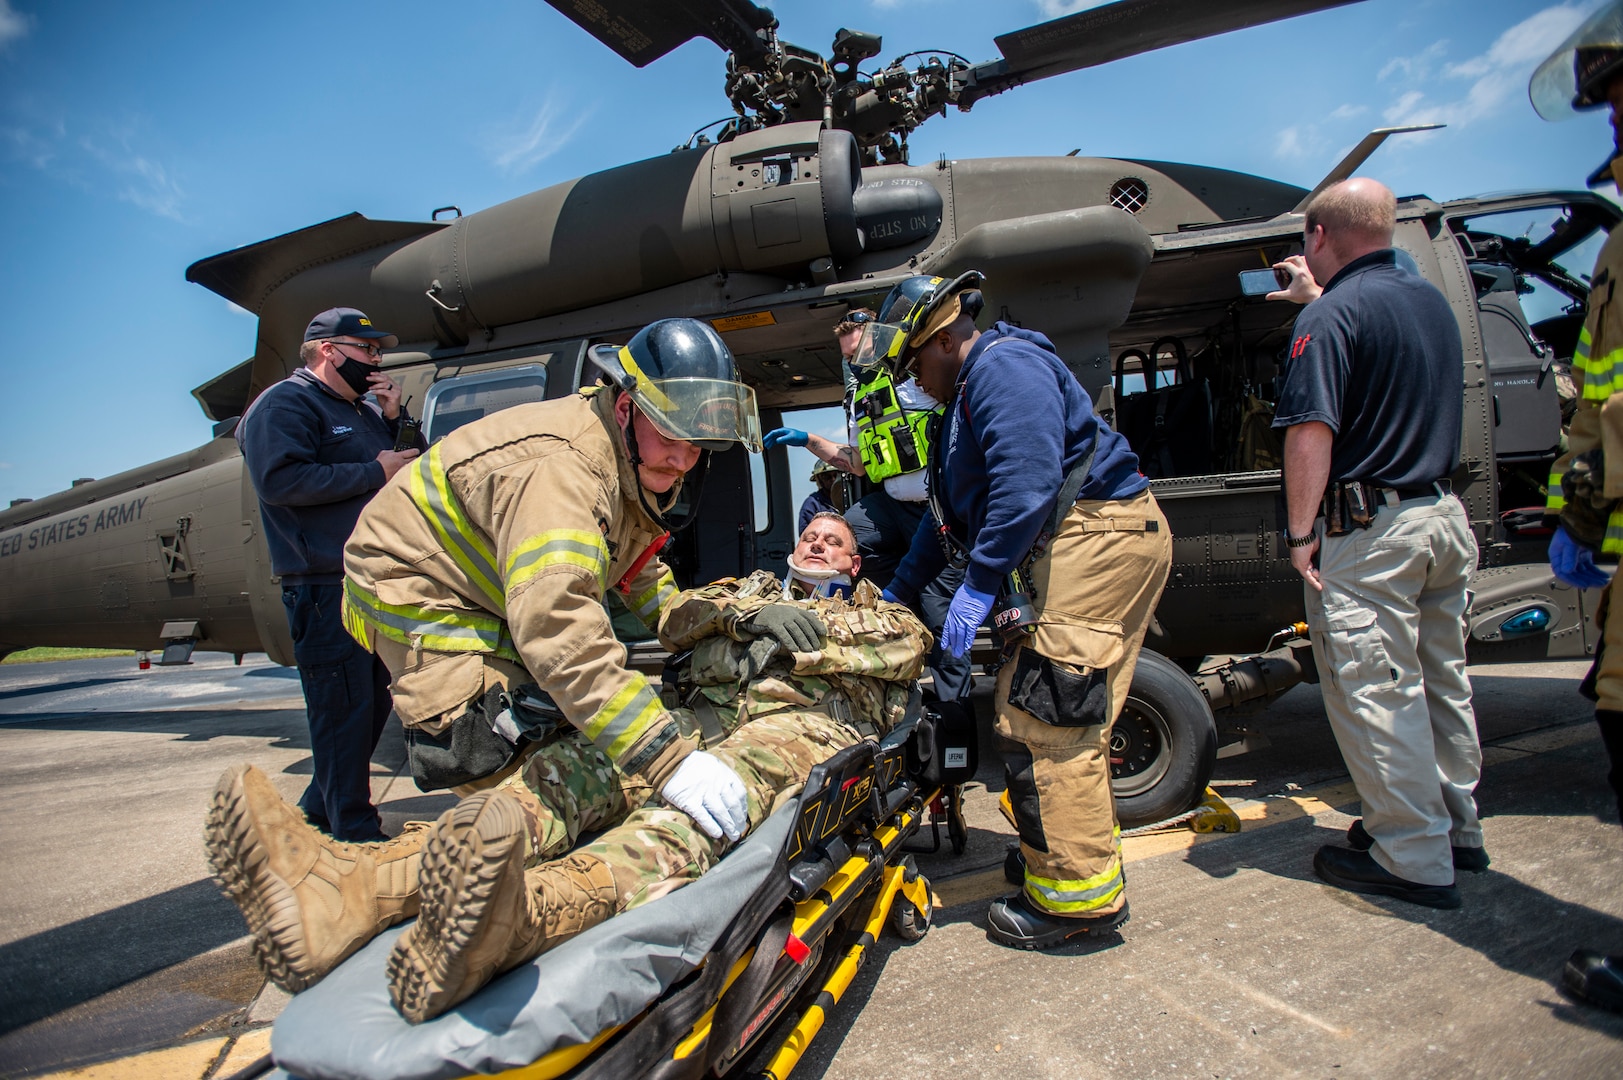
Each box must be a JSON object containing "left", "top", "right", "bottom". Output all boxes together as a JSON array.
[
  {"left": 206, "top": 318, "right": 766, "bottom": 994},
  {"left": 387, "top": 514, "right": 927, "bottom": 1022},
  {"left": 865, "top": 272, "right": 1172, "bottom": 949},
  {"left": 1532, "top": 0, "right": 1623, "bottom": 1013}
]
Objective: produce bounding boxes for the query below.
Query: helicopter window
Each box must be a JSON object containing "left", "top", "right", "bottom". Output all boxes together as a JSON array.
[
  {"left": 422, "top": 364, "right": 549, "bottom": 444},
  {"left": 1456, "top": 206, "right": 1607, "bottom": 326}
]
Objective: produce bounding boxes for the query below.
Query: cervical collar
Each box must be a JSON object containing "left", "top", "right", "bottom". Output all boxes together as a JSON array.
[{"left": 785, "top": 555, "right": 854, "bottom": 600}]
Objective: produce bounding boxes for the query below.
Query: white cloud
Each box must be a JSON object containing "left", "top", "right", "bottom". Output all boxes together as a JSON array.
[
  {"left": 1381, "top": 4, "right": 1596, "bottom": 130},
  {"left": 226, "top": 301, "right": 254, "bottom": 318},
  {"left": 79, "top": 130, "right": 185, "bottom": 220},
  {"left": 1379, "top": 41, "right": 1449, "bottom": 83},
  {"left": 1329, "top": 103, "right": 1368, "bottom": 121},
  {"left": 0, "top": 1, "right": 32, "bottom": 49},
  {"left": 485, "top": 98, "right": 589, "bottom": 176},
  {"left": 1275, "top": 126, "right": 1306, "bottom": 160}
]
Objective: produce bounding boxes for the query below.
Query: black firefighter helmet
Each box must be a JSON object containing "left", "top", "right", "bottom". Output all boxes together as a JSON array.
[{"left": 589, "top": 318, "right": 762, "bottom": 453}]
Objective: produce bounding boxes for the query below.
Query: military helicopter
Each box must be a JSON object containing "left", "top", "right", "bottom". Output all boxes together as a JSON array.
[{"left": 0, "top": 0, "right": 1607, "bottom": 826}]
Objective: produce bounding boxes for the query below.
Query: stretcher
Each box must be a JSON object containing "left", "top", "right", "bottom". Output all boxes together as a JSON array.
[{"left": 261, "top": 700, "right": 965, "bottom": 1080}]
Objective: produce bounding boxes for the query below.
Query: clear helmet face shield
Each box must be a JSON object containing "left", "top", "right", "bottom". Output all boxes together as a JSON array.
[
  {"left": 847, "top": 321, "right": 913, "bottom": 376},
  {"left": 632, "top": 376, "right": 763, "bottom": 453},
  {"left": 1530, "top": 4, "right": 1623, "bottom": 120}
]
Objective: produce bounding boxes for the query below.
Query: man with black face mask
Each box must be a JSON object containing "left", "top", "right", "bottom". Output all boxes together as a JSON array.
[{"left": 237, "top": 306, "right": 427, "bottom": 843}]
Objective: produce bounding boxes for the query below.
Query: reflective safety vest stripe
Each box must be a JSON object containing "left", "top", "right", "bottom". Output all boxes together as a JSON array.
[
  {"left": 629, "top": 568, "right": 678, "bottom": 625},
  {"left": 583, "top": 676, "right": 667, "bottom": 761},
  {"left": 1604, "top": 507, "right": 1623, "bottom": 557},
  {"left": 342, "top": 577, "right": 521, "bottom": 662},
  {"left": 853, "top": 368, "right": 936, "bottom": 483},
  {"left": 1022, "top": 828, "right": 1124, "bottom": 914},
  {"left": 505, "top": 529, "right": 610, "bottom": 594},
  {"left": 408, "top": 447, "right": 505, "bottom": 610},
  {"left": 1574, "top": 326, "right": 1621, "bottom": 403}
]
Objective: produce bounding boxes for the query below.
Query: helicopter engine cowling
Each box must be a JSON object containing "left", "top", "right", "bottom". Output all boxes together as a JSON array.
[{"left": 242, "top": 123, "right": 878, "bottom": 359}]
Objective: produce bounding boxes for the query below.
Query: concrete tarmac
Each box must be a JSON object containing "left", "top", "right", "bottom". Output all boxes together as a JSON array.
[{"left": 0, "top": 654, "right": 1620, "bottom": 1078}]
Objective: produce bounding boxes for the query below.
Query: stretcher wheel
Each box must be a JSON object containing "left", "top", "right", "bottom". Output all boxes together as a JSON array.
[{"left": 890, "top": 870, "right": 932, "bottom": 942}]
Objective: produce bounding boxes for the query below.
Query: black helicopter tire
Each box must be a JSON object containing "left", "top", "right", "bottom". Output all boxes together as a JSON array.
[{"left": 1110, "top": 651, "right": 1218, "bottom": 828}]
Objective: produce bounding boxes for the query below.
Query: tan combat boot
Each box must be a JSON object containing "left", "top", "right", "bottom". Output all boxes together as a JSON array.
[
  {"left": 205, "top": 763, "right": 425, "bottom": 993},
  {"left": 386, "top": 788, "right": 618, "bottom": 1024}
]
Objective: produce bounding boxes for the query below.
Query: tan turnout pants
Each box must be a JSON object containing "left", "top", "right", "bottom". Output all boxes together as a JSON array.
[{"left": 998, "top": 492, "right": 1172, "bottom": 917}]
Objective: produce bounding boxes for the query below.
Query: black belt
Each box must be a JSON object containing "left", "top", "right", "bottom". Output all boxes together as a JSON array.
[{"left": 1383, "top": 479, "right": 1451, "bottom": 501}]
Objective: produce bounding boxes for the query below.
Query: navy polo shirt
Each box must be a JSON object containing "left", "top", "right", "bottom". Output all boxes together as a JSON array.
[{"left": 1272, "top": 249, "right": 1462, "bottom": 489}]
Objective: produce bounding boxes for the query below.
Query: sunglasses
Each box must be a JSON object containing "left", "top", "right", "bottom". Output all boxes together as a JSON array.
[{"left": 845, "top": 311, "right": 874, "bottom": 325}]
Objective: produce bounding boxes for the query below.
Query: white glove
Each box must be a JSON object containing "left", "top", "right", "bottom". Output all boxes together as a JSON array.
[{"left": 661, "top": 750, "right": 749, "bottom": 841}]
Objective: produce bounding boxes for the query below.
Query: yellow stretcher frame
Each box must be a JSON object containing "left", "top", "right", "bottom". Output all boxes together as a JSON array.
[{"left": 470, "top": 772, "right": 943, "bottom": 1080}]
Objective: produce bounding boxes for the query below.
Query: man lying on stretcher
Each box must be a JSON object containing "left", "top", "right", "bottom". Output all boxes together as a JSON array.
[{"left": 206, "top": 513, "right": 928, "bottom": 1023}]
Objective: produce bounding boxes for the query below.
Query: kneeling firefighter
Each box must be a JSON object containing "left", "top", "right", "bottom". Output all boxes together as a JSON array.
[
  {"left": 868, "top": 272, "right": 1173, "bottom": 949},
  {"left": 206, "top": 318, "right": 768, "bottom": 1004}
]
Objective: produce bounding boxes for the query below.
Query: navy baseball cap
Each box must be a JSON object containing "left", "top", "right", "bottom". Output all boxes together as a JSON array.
[{"left": 303, "top": 307, "right": 399, "bottom": 348}]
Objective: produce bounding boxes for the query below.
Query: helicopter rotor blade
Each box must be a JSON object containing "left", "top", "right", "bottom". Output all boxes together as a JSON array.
[
  {"left": 541, "top": 0, "right": 776, "bottom": 69},
  {"left": 960, "top": 0, "right": 1364, "bottom": 107}
]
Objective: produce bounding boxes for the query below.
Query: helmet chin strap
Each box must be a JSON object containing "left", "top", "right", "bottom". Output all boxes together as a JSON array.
[
  {"left": 623, "top": 405, "right": 707, "bottom": 534},
  {"left": 785, "top": 555, "right": 853, "bottom": 599}
]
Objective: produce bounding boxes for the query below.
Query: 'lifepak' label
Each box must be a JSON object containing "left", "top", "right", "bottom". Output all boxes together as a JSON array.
[{"left": 944, "top": 748, "right": 968, "bottom": 768}]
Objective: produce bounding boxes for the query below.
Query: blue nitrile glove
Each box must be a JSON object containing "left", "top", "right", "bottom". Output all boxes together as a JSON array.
[
  {"left": 880, "top": 588, "right": 900, "bottom": 605},
  {"left": 1550, "top": 525, "right": 1613, "bottom": 590},
  {"left": 942, "top": 584, "right": 996, "bottom": 658},
  {"left": 763, "top": 428, "right": 809, "bottom": 449}
]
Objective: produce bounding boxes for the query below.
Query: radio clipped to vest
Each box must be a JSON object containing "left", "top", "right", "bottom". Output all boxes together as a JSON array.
[{"left": 854, "top": 367, "right": 937, "bottom": 483}]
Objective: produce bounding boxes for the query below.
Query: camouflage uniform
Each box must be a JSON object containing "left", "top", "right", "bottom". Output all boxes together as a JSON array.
[{"left": 528, "top": 572, "right": 927, "bottom": 935}]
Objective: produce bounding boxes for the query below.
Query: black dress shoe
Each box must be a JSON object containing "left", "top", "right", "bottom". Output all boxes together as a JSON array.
[
  {"left": 986, "top": 893, "right": 1129, "bottom": 950},
  {"left": 1564, "top": 950, "right": 1623, "bottom": 1013},
  {"left": 1346, "top": 819, "right": 1490, "bottom": 873},
  {"left": 1313, "top": 845, "right": 1461, "bottom": 909}
]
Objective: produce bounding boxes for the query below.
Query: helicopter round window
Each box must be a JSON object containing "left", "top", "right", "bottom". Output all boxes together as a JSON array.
[{"left": 1109, "top": 177, "right": 1150, "bottom": 214}]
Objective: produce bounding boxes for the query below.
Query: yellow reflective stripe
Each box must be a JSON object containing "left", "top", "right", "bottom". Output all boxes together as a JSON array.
[
  {"left": 584, "top": 677, "right": 666, "bottom": 761},
  {"left": 1575, "top": 325, "right": 1593, "bottom": 367},
  {"left": 408, "top": 447, "right": 504, "bottom": 609},
  {"left": 343, "top": 578, "right": 520, "bottom": 661},
  {"left": 1547, "top": 463, "right": 1568, "bottom": 514},
  {"left": 341, "top": 589, "right": 373, "bottom": 649},
  {"left": 618, "top": 345, "right": 676, "bottom": 412},
  {"left": 505, "top": 529, "right": 610, "bottom": 593},
  {"left": 1603, "top": 506, "right": 1623, "bottom": 557},
  {"left": 1022, "top": 827, "right": 1123, "bottom": 914},
  {"left": 630, "top": 570, "right": 678, "bottom": 623},
  {"left": 1023, "top": 854, "right": 1124, "bottom": 914}
]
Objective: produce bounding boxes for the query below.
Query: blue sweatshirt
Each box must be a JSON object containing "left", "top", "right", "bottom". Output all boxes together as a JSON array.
[
  {"left": 890, "top": 323, "right": 1147, "bottom": 602},
  {"left": 237, "top": 370, "right": 419, "bottom": 585}
]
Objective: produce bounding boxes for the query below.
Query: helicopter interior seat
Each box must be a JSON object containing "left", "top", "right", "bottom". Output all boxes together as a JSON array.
[
  {"left": 1111, "top": 337, "right": 1215, "bottom": 480},
  {"left": 1471, "top": 263, "right": 1562, "bottom": 462}
]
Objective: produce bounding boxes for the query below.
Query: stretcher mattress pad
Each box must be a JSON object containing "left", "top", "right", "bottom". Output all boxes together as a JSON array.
[{"left": 269, "top": 806, "right": 796, "bottom": 1080}]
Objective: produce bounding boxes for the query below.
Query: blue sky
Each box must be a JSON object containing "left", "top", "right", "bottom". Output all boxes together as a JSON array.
[{"left": 0, "top": 0, "right": 1610, "bottom": 506}]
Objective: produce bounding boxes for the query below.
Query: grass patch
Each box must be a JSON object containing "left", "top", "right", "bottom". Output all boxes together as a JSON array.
[{"left": 2, "top": 647, "right": 138, "bottom": 665}]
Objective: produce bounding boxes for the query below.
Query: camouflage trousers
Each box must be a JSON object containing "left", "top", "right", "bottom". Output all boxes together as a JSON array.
[{"left": 495, "top": 707, "right": 863, "bottom": 951}]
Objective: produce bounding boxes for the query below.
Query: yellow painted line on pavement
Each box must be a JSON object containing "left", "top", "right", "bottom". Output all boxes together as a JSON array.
[
  {"left": 937, "top": 717, "right": 1605, "bottom": 910},
  {"left": 34, "top": 1036, "right": 229, "bottom": 1080},
  {"left": 213, "top": 1027, "right": 274, "bottom": 1077}
]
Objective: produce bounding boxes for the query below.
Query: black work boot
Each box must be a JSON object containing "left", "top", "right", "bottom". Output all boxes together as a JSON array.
[
  {"left": 986, "top": 893, "right": 1128, "bottom": 950},
  {"left": 1346, "top": 819, "right": 1490, "bottom": 873},
  {"left": 1563, "top": 950, "right": 1623, "bottom": 1013},
  {"left": 1313, "top": 845, "right": 1460, "bottom": 909}
]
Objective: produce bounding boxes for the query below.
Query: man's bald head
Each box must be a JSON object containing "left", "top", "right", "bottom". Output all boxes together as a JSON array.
[
  {"left": 1302, "top": 177, "right": 1397, "bottom": 282},
  {"left": 1306, "top": 178, "right": 1396, "bottom": 251}
]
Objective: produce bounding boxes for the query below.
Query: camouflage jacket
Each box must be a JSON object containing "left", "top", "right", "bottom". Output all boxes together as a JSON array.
[{"left": 657, "top": 572, "right": 930, "bottom": 740}]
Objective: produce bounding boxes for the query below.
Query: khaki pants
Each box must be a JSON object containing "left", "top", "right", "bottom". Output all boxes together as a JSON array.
[
  {"left": 1306, "top": 493, "right": 1482, "bottom": 887},
  {"left": 998, "top": 493, "right": 1172, "bottom": 917}
]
